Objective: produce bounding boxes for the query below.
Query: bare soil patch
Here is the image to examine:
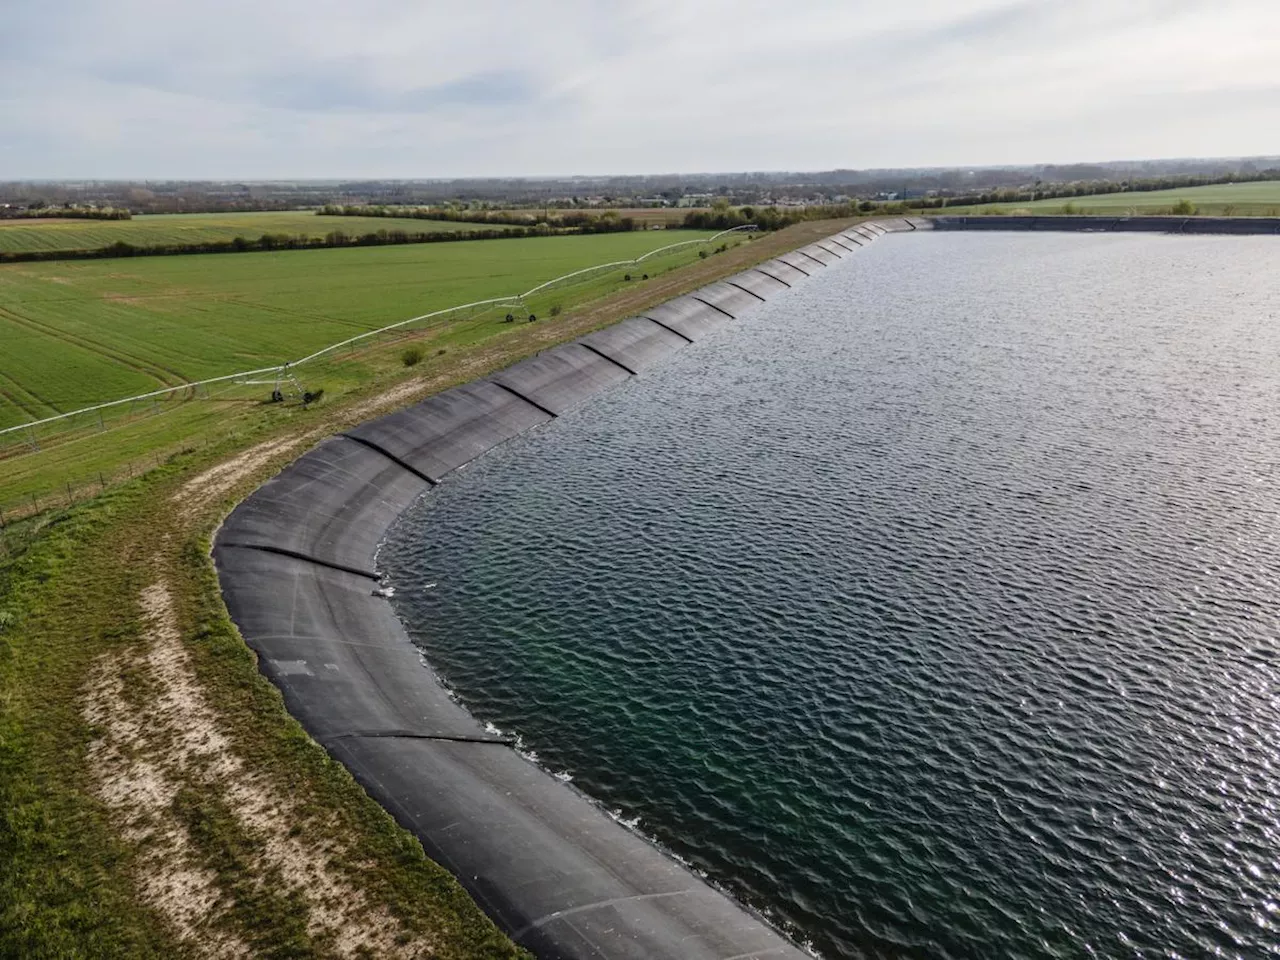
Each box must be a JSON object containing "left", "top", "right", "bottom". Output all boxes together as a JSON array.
[
  {"left": 0, "top": 218, "right": 72, "bottom": 227},
  {"left": 82, "top": 579, "right": 433, "bottom": 957},
  {"left": 176, "top": 435, "right": 309, "bottom": 517}
]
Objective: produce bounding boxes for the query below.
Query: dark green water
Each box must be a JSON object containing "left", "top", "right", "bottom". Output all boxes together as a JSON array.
[{"left": 382, "top": 233, "right": 1280, "bottom": 958}]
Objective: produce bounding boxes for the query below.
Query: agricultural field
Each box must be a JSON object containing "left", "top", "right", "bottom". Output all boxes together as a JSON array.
[
  {"left": 0, "top": 219, "right": 857, "bottom": 514},
  {"left": 0, "top": 218, "right": 862, "bottom": 960},
  {"left": 943, "top": 180, "right": 1280, "bottom": 216},
  {"left": 0, "top": 229, "right": 721, "bottom": 429},
  {"left": 493, "top": 207, "right": 707, "bottom": 226},
  {"left": 0, "top": 210, "right": 496, "bottom": 253}
]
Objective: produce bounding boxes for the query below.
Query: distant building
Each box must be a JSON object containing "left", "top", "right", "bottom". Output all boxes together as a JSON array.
[{"left": 677, "top": 193, "right": 714, "bottom": 208}]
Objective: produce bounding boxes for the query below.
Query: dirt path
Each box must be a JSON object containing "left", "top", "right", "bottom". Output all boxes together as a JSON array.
[
  {"left": 177, "top": 434, "right": 311, "bottom": 519},
  {"left": 83, "top": 573, "right": 438, "bottom": 958}
]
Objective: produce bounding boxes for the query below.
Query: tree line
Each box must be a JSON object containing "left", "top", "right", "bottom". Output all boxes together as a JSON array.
[
  {"left": 0, "top": 206, "right": 131, "bottom": 221},
  {"left": 689, "top": 168, "right": 1280, "bottom": 222},
  {"left": 0, "top": 225, "right": 560, "bottom": 264},
  {"left": 902, "top": 168, "right": 1280, "bottom": 209},
  {"left": 317, "top": 204, "right": 640, "bottom": 233},
  {"left": 682, "top": 201, "right": 874, "bottom": 231}
]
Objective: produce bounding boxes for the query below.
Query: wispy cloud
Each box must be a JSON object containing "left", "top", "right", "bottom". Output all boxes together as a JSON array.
[
  {"left": 1, "top": 0, "right": 1276, "bottom": 178},
  {"left": 251, "top": 67, "right": 544, "bottom": 113}
]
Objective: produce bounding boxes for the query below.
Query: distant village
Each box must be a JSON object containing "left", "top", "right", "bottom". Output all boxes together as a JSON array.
[
  {"left": 3, "top": 156, "right": 1277, "bottom": 216},
  {"left": 0, "top": 184, "right": 938, "bottom": 217}
]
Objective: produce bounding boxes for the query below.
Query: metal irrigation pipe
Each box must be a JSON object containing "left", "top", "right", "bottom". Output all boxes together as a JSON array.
[
  {"left": 516, "top": 226, "right": 754, "bottom": 300},
  {"left": 286, "top": 295, "right": 523, "bottom": 369},
  {"left": 633, "top": 225, "right": 756, "bottom": 263},
  {"left": 0, "top": 225, "right": 756, "bottom": 440},
  {"left": 517, "top": 259, "right": 637, "bottom": 300},
  {"left": 0, "top": 365, "right": 281, "bottom": 438}
]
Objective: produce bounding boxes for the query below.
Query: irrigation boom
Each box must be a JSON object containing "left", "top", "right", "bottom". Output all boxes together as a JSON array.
[{"left": 0, "top": 226, "right": 754, "bottom": 441}]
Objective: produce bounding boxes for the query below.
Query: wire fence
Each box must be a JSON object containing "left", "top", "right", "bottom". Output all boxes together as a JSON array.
[
  {"left": 0, "top": 226, "right": 754, "bottom": 528},
  {"left": 1, "top": 450, "right": 162, "bottom": 526}
]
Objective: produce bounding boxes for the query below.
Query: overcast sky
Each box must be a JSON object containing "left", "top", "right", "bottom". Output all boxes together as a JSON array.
[{"left": 2, "top": 0, "right": 1277, "bottom": 179}]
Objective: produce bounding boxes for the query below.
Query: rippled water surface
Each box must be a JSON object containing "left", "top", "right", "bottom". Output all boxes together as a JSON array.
[{"left": 382, "top": 233, "right": 1280, "bottom": 958}]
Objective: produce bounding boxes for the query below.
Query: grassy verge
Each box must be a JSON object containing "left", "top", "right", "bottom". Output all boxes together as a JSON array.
[
  {"left": 0, "top": 229, "right": 721, "bottom": 432},
  {"left": 0, "top": 218, "right": 866, "bottom": 957},
  {"left": 1, "top": 457, "right": 527, "bottom": 958},
  {"left": 0, "top": 230, "right": 724, "bottom": 508},
  {"left": 0, "top": 211, "right": 496, "bottom": 254},
  {"left": 935, "top": 180, "right": 1280, "bottom": 217}
]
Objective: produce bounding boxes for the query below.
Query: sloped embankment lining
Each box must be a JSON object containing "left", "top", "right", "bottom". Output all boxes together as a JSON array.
[
  {"left": 932, "top": 215, "right": 1280, "bottom": 234},
  {"left": 213, "top": 218, "right": 929, "bottom": 960}
]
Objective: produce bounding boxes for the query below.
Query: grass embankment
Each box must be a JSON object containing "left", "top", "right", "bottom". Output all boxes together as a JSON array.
[
  {"left": 0, "top": 217, "right": 865, "bottom": 957},
  {"left": 0, "top": 469, "right": 528, "bottom": 959},
  {"left": 489, "top": 207, "right": 705, "bottom": 227},
  {"left": 941, "top": 179, "right": 1280, "bottom": 216},
  {"left": 0, "top": 230, "right": 720, "bottom": 429},
  {"left": 0, "top": 211, "right": 493, "bottom": 254},
  {"left": 0, "top": 230, "right": 724, "bottom": 510}
]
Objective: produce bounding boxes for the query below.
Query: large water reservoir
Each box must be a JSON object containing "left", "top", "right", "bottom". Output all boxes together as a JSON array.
[{"left": 383, "top": 232, "right": 1280, "bottom": 958}]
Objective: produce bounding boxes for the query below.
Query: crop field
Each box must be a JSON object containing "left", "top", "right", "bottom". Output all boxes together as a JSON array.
[
  {"left": 945, "top": 180, "right": 1280, "bottom": 216},
  {"left": 493, "top": 207, "right": 706, "bottom": 226},
  {"left": 0, "top": 210, "right": 494, "bottom": 253},
  {"left": 0, "top": 229, "right": 722, "bottom": 432}
]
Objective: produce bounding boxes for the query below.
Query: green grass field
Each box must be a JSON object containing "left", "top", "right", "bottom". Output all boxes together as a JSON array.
[
  {"left": 0, "top": 211, "right": 494, "bottom": 253},
  {"left": 0, "top": 229, "right": 718, "bottom": 430},
  {"left": 943, "top": 180, "right": 1280, "bottom": 216},
  {"left": 0, "top": 218, "right": 865, "bottom": 960},
  {"left": 0, "top": 223, "right": 804, "bottom": 513},
  {"left": 492, "top": 207, "right": 704, "bottom": 226}
]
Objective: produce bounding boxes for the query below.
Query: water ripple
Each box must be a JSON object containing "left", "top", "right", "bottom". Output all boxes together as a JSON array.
[{"left": 384, "top": 233, "right": 1280, "bottom": 959}]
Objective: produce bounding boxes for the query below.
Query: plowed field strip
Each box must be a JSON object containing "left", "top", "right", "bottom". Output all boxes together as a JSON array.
[
  {"left": 0, "top": 305, "right": 188, "bottom": 389},
  {"left": 0, "top": 373, "right": 53, "bottom": 421}
]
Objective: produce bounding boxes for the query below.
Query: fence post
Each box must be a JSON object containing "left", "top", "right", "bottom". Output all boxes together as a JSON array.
[{"left": 30, "top": 493, "right": 38, "bottom": 514}]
